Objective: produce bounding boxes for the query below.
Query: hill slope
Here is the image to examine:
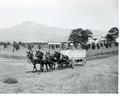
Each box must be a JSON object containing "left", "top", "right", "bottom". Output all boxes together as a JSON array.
[
  {"left": 0, "top": 21, "right": 71, "bottom": 42},
  {"left": 0, "top": 21, "right": 106, "bottom": 42}
]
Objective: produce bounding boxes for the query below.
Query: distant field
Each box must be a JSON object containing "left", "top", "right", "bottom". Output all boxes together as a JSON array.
[{"left": 86, "top": 45, "right": 118, "bottom": 60}]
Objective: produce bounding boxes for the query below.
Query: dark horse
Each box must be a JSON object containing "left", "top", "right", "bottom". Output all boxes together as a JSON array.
[
  {"left": 35, "top": 50, "right": 56, "bottom": 72},
  {"left": 52, "top": 51, "right": 70, "bottom": 69},
  {"left": 44, "top": 52, "right": 56, "bottom": 71},
  {"left": 26, "top": 51, "right": 43, "bottom": 72},
  {"left": 35, "top": 50, "right": 44, "bottom": 72}
]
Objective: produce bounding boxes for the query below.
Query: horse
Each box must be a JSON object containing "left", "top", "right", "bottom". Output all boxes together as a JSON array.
[
  {"left": 52, "top": 51, "right": 70, "bottom": 69},
  {"left": 44, "top": 52, "right": 56, "bottom": 71},
  {"left": 26, "top": 51, "right": 43, "bottom": 72},
  {"left": 35, "top": 50, "right": 56, "bottom": 72},
  {"left": 35, "top": 50, "right": 50, "bottom": 72}
]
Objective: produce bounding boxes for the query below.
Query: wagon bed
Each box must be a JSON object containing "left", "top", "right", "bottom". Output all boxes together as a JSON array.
[{"left": 60, "top": 49, "right": 86, "bottom": 67}]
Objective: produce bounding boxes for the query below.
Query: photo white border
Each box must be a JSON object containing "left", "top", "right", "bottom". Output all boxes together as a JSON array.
[{"left": 0, "top": 0, "right": 119, "bottom": 96}]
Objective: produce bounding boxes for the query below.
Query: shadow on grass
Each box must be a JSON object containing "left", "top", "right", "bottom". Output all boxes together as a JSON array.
[
  {"left": 26, "top": 69, "right": 51, "bottom": 74},
  {"left": 26, "top": 65, "right": 75, "bottom": 74},
  {"left": 26, "top": 70, "right": 36, "bottom": 73},
  {"left": 3, "top": 77, "right": 18, "bottom": 84}
]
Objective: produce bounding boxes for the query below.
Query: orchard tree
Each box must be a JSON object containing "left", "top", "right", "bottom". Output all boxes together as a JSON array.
[
  {"left": 13, "top": 41, "right": 20, "bottom": 51},
  {"left": 7, "top": 41, "right": 11, "bottom": 45},
  {"left": 27, "top": 44, "right": 34, "bottom": 51},
  {"left": 3, "top": 43, "right": 8, "bottom": 48},
  {"left": 96, "top": 43, "right": 100, "bottom": 49},
  {"left": 92, "top": 43, "right": 96, "bottom": 50},
  {"left": 38, "top": 44, "right": 41, "bottom": 50},
  {"left": 106, "top": 27, "right": 119, "bottom": 42}
]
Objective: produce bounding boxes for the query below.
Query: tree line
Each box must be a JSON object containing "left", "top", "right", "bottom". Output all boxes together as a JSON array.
[{"left": 68, "top": 27, "right": 119, "bottom": 49}]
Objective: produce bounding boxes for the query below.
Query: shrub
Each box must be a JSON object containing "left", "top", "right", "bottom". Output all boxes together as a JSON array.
[
  {"left": 96, "top": 43, "right": 100, "bottom": 49},
  {"left": 104, "top": 43, "right": 109, "bottom": 48},
  {"left": 38, "top": 45, "right": 41, "bottom": 50},
  {"left": 3, "top": 77, "right": 18, "bottom": 84},
  {"left": 100, "top": 43, "right": 103, "bottom": 47},
  {"left": 81, "top": 44, "right": 86, "bottom": 49},
  {"left": 3, "top": 43, "right": 8, "bottom": 48},
  {"left": 109, "top": 43, "right": 112, "bottom": 47},
  {"left": 18, "top": 41, "right": 25, "bottom": 47},
  {"left": 13, "top": 42, "right": 20, "bottom": 51},
  {"left": 27, "top": 44, "right": 34, "bottom": 50},
  {"left": 7, "top": 41, "right": 11, "bottom": 45},
  {"left": 114, "top": 42, "right": 118, "bottom": 47},
  {"left": 87, "top": 44, "right": 91, "bottom": 49},
  {"left": 92, "top": 43, "right": 96, "bottom": 50},
  {"left": 84, "top": 45, "right": 88, "bottom": 50},
  {"left": 0, "top": 42, "right": 4, "bottom": 46}
]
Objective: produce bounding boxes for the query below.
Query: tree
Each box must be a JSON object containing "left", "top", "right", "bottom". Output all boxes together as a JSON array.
[
  {"left": 27, "top": 44, "right": 34, "bottom": 51},
  {"left": 7, "top": 41, "right": 11, "bottom": 45},
  {"left": 38, "top": 45, "right": 41, "bottom": 50},
  {"left": 106, "top": 34, "right": 115, "bottom": 42},
  {"left": 18, "top": 41, "right": 22, "bottom": 46},
  {"left": 96, "top": 43, "right": 100, "bottom": 49},
  {"left": 87, "top": 44, "right": 91, "bottom": 49},
  {"left": 92, "top": 43, "right": 96, "bottom": 50},
  {"left": 13, "top": 41, "right": 20, "bottom": 51},
  {"left": 3, "top": 43, "right": 8, "bottom": 48},
  {"left": 106, "top": 27, "right": 119, "bottom": 42},
  {"left": 68, "top": 28, "right": 93, "bottom": 48},
  {"left": 100, "top": 43, "right": 103, "bottom": 47},
  {"left": 114, "top": 42, "right": 118, "bottom": 47},
  {"left": 104, "top": 42, "right": 109, "bottom": 48}
]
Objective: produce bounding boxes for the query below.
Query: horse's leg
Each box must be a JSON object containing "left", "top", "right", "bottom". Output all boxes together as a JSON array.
[
  {"left": 47, "top": 62, "right": 53, "bottom": 71},
  {"left": 60, "top": 61, "right": 63, "bottom": 69},
  {"left": 45, "top": 63, "right": 49, "bottom": 72},
  {"left": 50, "top": 63, "right": 53, "bottom": 71},
  {"left": 57, "top": 61, "right": 61, "bottom": 69},
  {"left": 34, "top": 64, "right": 37, "bottom": 72},
  {"left": 40, "top": 64, "right": 42, "bottom": 72},
  {"left": 53, "top": 63, "right": 56, "bottom": 69},
  {"left": 32, "top": 62, "right": 34, "bottom": 71},
  {"left": 40, "top": 64, "right": 43, "bottom": 72},
  {"left": 41, "top": 63, "right": 44, "bottom": 72},
  {"left": 48, "top": 63, "right": 52, "bottom": 71},
  {"left": 66, "top": 61, "right": 69, "bottom": 67},
  {"left": 59, "top": 64, "right": 62, "bottom": 69},
  {"left": 58, "top": 64, "right": 60, "bottom": 69},
  {"left": 44, "top": 60, "right": 48, "bottom": 72},
  {"left": 33, "top": 64, "right": 36, "bottom": 72}
]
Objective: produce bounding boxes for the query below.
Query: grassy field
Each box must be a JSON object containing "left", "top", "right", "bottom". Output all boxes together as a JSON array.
[
  {"left": 0, "top": 55, "right": 118, "bottom": 93},
  {"left": 0, "top": 45, "right": 118, "bottom": 93}
]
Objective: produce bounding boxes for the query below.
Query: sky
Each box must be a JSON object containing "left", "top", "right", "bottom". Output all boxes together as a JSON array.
[{"left": 0, "top": 0, "right": 118, "bottom": 31}]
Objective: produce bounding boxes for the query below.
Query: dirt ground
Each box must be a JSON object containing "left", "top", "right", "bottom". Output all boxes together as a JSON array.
[{"left": 0, "top": 55, "right": 118, "bottom": 93}]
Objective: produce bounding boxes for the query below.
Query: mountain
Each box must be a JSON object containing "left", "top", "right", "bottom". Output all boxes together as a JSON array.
[
  {"left": 0, "top": 21, "right": 107, "bottom": 42},
  {"left": 0, "top": 21, "right": 71, "bottom": 42}
]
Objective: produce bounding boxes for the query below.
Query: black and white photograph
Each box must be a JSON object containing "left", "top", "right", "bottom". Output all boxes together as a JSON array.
[{"left": 0, "top": 0, "right": 119, "bottom": 94}]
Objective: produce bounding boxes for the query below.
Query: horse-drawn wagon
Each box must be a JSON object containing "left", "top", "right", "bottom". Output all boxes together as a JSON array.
[
  {"left": 60, "top": 49, "right": 86, "bottom": 68},
  {"left": 47, "top": 42, "right": 86, "bottom": 68},
  {"left": 26, "top": 42, "right": 86, "bottom": 72}
]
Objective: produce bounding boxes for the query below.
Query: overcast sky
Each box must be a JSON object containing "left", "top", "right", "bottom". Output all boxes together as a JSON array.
[{"left": 0, "top": 0, "right": 118, "bottom": 31}]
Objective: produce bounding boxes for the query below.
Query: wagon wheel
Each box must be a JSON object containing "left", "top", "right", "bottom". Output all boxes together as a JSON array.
[
  {"left": 69, "top": 59, "right": 75, "bottom": 69},
  {"left": 82, "top": 57, "right": 86, "bottom": 66}
]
